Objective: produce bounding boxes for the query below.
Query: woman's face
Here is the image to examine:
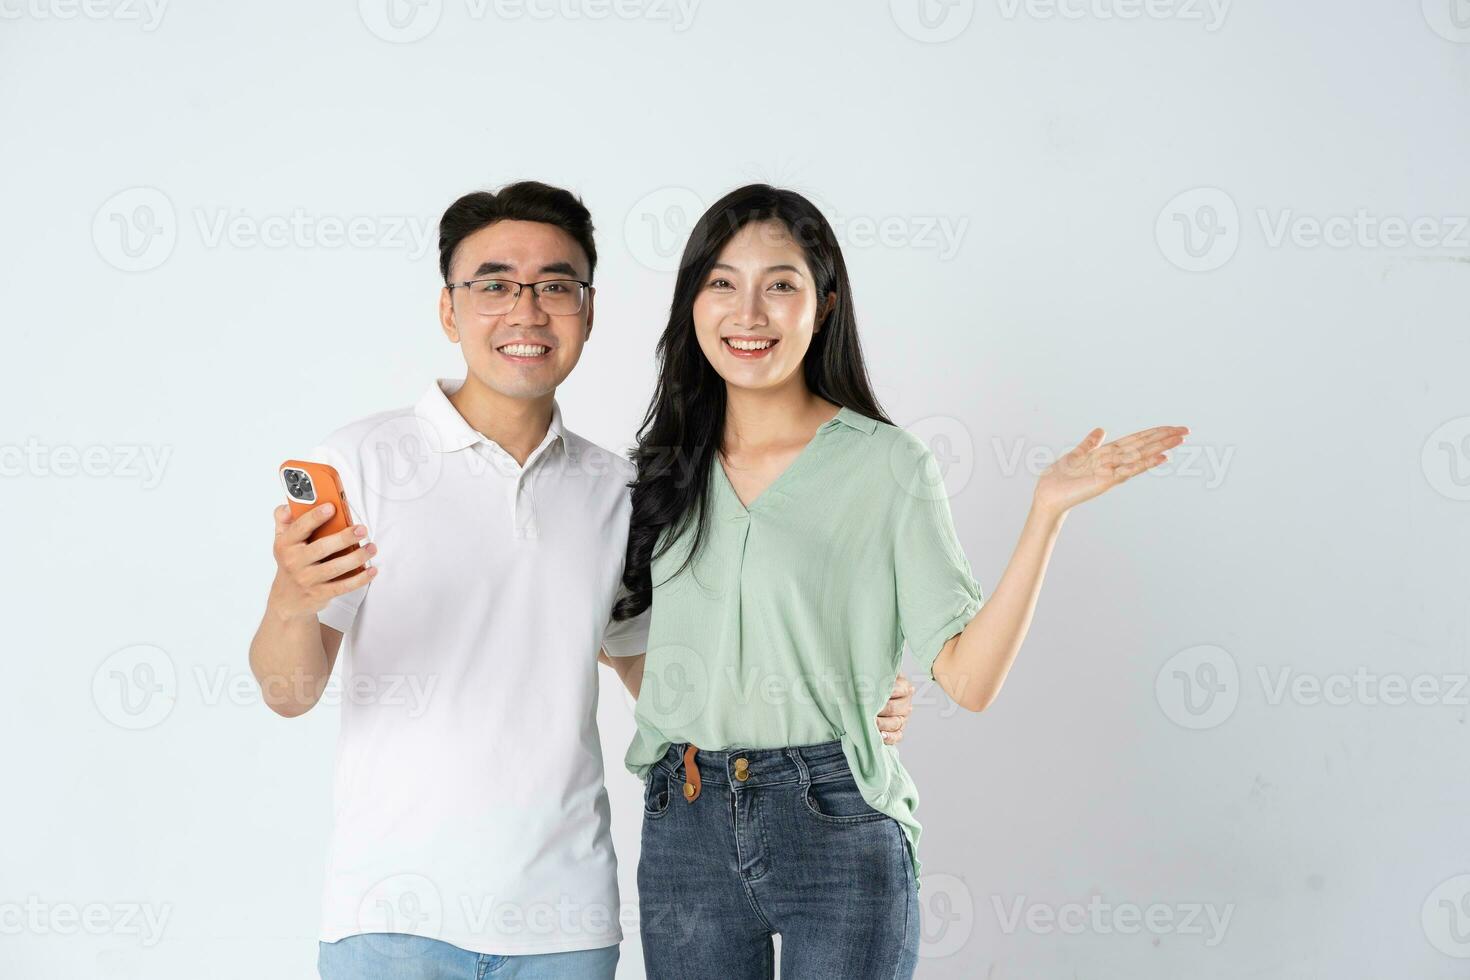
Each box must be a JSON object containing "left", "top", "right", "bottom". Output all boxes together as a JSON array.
[{"left": 692, "top": 219, "right": 828, "bottom": 395}]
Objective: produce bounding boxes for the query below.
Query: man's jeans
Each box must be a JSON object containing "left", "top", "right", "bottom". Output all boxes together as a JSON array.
[
  {"left": 318, "top": 933, "right": 619, "bottom": 979},
  {"left": 637, "top": 738, "right": 920, "bottom": 979}
]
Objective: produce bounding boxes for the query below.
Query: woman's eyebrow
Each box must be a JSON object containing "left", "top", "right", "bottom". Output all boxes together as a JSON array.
[{"left": 709, "top": 262, "right": 805, "bottom": 275}]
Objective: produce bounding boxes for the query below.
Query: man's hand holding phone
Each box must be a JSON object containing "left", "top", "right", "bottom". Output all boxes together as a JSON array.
[{"left": 268, "top": 502, "right": 376, "bottom": 622}]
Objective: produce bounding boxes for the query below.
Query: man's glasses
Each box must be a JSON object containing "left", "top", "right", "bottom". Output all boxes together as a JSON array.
[{"left": 446, "top": 278, "right": 591, "bottom": 316}]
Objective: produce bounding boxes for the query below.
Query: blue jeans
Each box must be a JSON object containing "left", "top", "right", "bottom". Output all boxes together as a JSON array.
[
  {"left": 317, "top": 933, "right": 619, "bottom": 979},
  {"left": 637, "top": 738, "right": 919, "bottom": 979}
]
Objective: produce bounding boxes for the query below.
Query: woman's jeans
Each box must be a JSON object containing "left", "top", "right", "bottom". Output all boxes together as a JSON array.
[{"left": 637, "top": 738, "right": 919, "bottom": 979}]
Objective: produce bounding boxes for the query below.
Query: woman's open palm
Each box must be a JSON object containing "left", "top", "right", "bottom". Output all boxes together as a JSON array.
[{"left": 1035, "top": 425, "right": 1189, "bottom": 516}]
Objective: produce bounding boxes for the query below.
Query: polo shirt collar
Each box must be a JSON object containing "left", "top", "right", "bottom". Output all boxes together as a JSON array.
[
  {"left": 825, "top": 405, "right": 879, "bottom": 435},
  {"left": 414, "top": 378, "right": 566, "bottom": 455}
]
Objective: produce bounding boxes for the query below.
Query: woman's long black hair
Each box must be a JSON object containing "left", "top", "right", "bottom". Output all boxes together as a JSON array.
[{"left": 613, "top": 184, "right": 892, "bottom": 622}]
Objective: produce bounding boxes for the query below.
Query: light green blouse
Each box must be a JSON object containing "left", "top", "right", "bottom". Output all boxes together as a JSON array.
[{"left": 623, "top": 406, "right": 985, "bottom": 882}]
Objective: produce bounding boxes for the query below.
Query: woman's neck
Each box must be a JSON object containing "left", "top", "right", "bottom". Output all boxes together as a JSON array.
[{"left": 721, "top": 381, "right": 840, "bottom": 453}]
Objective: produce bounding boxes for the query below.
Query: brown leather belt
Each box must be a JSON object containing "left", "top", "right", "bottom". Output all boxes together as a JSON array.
[{"left": 681, "top": 743, "right": 700, "bottom": 802}]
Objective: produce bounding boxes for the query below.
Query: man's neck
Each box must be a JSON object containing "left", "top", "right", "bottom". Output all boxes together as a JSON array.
[{"left": 447, "top": 377, "right": 554, "bottom": 467}]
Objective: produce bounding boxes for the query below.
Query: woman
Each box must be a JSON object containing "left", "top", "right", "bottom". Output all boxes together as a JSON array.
[{"left": 613, "top": 184, "right": 1187, "bottom": 978}]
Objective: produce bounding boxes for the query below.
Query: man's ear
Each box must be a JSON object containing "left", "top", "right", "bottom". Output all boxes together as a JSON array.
[
  {"left": 815, "top": 291, "right": 837, "bottom": 333},
  {"left": 583, "top": 285, "right": 595, "bottom": 341},
  {"left": 439, "top": 286, "right": 460, "bottom": 344}
]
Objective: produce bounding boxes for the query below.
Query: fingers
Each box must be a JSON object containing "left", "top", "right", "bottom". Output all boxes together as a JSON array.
[
  {"left": 303, "top": 524, "right": 369, "bottom": 564},
  {"left": 1107, "top": 425, "right": 1188, "bottom": 455},
  {"left": 327, "top": 565, "right": 377, "bottom": 597},
  {"left": 312, "top": 542, "right": 377, "bottom": 583},
  {"left": 281, "top": 502, "right": 338, "bottom": 544}
]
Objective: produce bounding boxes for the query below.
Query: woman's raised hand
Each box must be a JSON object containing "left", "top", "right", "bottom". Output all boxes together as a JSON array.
[{"left": 1033, "top": 425, "right": 1190, "bottom": 518}]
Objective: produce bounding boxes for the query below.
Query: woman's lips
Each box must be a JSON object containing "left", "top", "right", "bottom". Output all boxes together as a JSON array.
[{"left": 722, "top": 337, "right": 779, "bottom": 359}]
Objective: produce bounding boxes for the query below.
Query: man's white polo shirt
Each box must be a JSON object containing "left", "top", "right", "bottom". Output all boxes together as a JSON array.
[{"left": 307, "top": 378, "right": 648, "bottom": 956}]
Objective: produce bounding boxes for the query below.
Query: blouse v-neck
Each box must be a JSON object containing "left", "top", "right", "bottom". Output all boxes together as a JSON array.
[{"left": 714, "top": 405, "right": 849, "bottom": 513}]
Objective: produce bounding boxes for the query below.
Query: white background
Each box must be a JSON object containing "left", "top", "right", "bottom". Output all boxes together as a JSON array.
[{"left": 3, "top": 0, "right": 1468, "bottom": 977}]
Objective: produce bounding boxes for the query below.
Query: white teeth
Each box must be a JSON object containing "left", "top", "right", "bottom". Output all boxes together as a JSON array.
[
  {"left": 500, "top": 344, "right": 550, "bottom": 356},
  {"left": 726, "top": 338, "right": 775, "bottom": 351}
]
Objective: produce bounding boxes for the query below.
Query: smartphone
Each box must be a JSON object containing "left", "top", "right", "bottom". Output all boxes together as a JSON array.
[{"left": 279, "top": 460, "right": 362, "bottom": 579}]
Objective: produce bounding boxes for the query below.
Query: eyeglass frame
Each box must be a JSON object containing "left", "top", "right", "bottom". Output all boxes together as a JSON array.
[{"left": 444, "top": 277, "right": 593, "bottom": 315}]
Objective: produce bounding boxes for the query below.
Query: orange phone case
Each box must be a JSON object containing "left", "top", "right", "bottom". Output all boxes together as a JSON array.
[{"left": 279, "top": 459, "right": 362, "bottom": 579}]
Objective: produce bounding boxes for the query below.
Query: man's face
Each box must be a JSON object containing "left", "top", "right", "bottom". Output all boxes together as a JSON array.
[{"left": 438, "top": 219, "right": 594, "bottom": 400}]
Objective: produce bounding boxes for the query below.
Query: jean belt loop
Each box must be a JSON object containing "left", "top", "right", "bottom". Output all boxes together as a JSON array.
[{"left": 786, "top": 746, "right": 812, "bottom": 788}]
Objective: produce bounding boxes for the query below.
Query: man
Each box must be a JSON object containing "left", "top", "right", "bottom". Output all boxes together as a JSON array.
[{"left": 248, "top": 181, "right": 916, "bottom": 979}]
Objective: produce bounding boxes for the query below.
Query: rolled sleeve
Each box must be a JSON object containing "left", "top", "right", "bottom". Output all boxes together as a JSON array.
[
  {"left": 894, "top": 440, "right": 984, "bottom": 679},
  {"left": 600, "top": 583, "right": 650, "bottom": 658}
]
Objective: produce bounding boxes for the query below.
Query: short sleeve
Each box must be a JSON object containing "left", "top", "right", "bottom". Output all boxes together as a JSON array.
[
  {"left": 600, "top": 582, "right": 650, "bottom": 658},
  {"left": 306, "top": 441, "right": 372, "bottom": 635},
  {"left": 894, "top": 440, "right": 984, "bottom": 679}
]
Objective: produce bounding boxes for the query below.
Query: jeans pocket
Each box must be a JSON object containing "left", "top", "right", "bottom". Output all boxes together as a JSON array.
[
  {"left": 643, "top": 767, "right": 672, "bottom": 819},
  {"left": 802, "top": 772, "right": 889, "bottom": 824}
]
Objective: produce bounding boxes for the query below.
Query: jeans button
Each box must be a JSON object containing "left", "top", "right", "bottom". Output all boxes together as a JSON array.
[{"left": 734, "top": 757, "right": 750, "bottom": 781}]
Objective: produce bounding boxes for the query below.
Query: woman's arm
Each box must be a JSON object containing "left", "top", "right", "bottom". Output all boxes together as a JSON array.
[{"left": 932, "top": 424, "right": 1188, "bottom": 712}]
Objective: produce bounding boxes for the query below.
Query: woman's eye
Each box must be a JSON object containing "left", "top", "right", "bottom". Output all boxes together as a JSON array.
[
  {"left": 768, "top": 281, "right": 797, "bottom": 293},
  {"left": 707, "top": 278, "right": 733, "bottom": 290}
]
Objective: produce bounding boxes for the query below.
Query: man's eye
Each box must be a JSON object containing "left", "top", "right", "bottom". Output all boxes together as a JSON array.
[
  {"left": 479, "top": 281, "right": 507, "bottom": 293},
  {"left": 541, "top": 282, "right": 567, "bottom": 293}
]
